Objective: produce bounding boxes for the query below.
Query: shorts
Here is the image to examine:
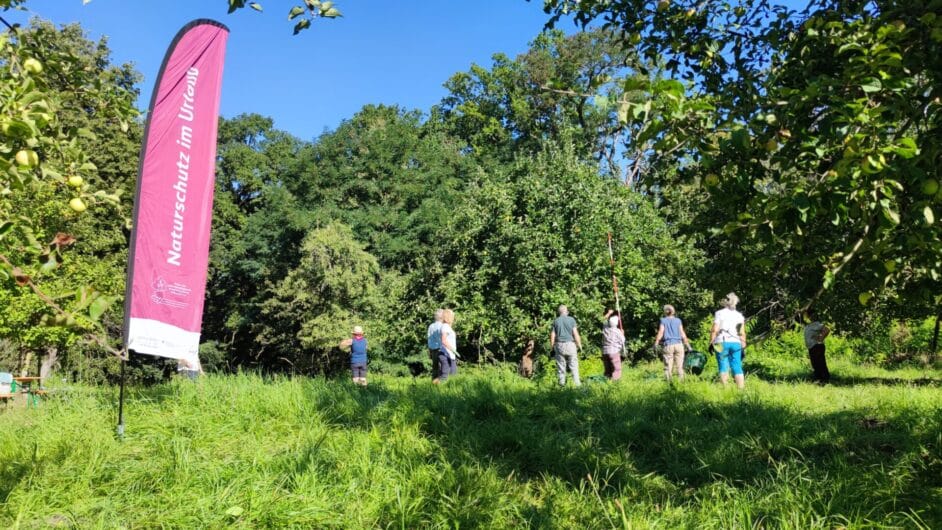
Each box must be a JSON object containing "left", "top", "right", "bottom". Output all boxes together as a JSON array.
[
  {"left": 351, "top": 363, "right": 367, "bottom": 379},
  {"left": 715, "top": 342, "right": 743, "bottom": 376}
]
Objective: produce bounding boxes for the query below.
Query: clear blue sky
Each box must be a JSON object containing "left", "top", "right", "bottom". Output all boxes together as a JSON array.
[{"left": 6, "top": 0, "right": 556, "bottom": 140}]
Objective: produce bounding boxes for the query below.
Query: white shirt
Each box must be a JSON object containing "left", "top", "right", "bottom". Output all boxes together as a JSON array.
[
  {"left": 713, "top": 308, "right": 744, "bottom": 344},
  {"left": 440, "top": 323, "right": 458, "bottom": 360},
  {"left": 803, "top": 322, "right": 825, "bottom": 349}
]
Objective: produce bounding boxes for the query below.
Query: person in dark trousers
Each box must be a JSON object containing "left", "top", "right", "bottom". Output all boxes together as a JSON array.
[
  {"left": 340, "top": 326, "right": 368, "bottom": 386},
  {"left": 803, "top": 309, "right": 831, "bottom": 384},
  {"left": 427, "top": 309, "right": 444, "bottom": 381},
  {"left": 434, "top": 309, "right": 458, "bottom": 384}
]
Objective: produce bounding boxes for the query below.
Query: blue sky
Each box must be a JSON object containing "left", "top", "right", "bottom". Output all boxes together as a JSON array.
[{"left": 6, "top": 0, "right": 555, "bottom": 140}]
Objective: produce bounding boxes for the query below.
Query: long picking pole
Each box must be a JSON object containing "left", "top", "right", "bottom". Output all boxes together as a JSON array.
[{"left": 607, "top": 232, "right": 625, "bottom": 335}]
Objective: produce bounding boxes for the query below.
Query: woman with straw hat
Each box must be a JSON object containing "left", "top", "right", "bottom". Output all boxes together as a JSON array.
[{"left": 340, "top": 325, "right": 369, "bottom": 386}]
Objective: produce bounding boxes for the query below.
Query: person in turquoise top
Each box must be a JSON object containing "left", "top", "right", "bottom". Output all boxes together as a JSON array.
[{"left": 550, "top": 305, "right": 582, "bottom": 386}]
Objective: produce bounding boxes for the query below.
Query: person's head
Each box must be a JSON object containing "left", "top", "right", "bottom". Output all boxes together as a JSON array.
[
  {"left": 442, "top": 309, "right": 455, "bottom": 325},
  {"left": 558, "top": 305, "right": 569, "bottom": 316},
  {"left": 663, "top": 304, "right": 675, "bottom": 316},
  {"left": 352, "top": 325, "right": 364, "bottom": 338},
  {"left": 721, "top": 292, "right": 739, "bottom": 310},
  {"left": 434, "top": 308, "right": 444, "bottom": 322},
  {"left": 608, "top": 315, "right": 619, "bottom": 328}
]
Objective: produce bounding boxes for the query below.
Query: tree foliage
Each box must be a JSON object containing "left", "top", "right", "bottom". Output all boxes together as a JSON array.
[{"left": 539, "top": 0, "right": 942, "bottom": 325}]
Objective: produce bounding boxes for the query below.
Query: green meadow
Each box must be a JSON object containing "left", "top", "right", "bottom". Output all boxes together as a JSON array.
[{"left": 2, "top": 353, "right": 939, "bottom": 529}]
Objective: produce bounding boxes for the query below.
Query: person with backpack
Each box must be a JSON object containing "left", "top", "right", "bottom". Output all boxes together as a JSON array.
[
  {"left": 709, "top": 293, "right": 747, "bottom": 389},
  {"left": 340, "top": 325, "right": 368, "bottom": 386},
  {"left": 653, "top": 304, "right": 692, "bottom": 382}
]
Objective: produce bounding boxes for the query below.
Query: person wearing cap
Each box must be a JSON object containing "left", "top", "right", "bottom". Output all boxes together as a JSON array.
[
  {"left": 601, "top": 309, "right": 626, "bottom": 380},
  {"left": 709, "top": 293, "right": 747, "bottom": 389},
  {"left": 654, "top": 304, "right": 691, "bottom": 382},
  {"left": 434, "top": 309, "right": 458, "bottom": 384},
  {"left": 340, "top": 325, "right": 369, "bottom": 386},
  {"left": 550, "top": 305, "right": 582, "bottom": 387}
]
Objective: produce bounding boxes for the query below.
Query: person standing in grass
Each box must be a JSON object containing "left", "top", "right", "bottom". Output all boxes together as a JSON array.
[
  {"left": 803, "top": 309, "right": 831, "bottom": 384},
  {"left": 654, "top": 304, "right": 692, "bottom": 382},
  {"left": 709, "top": 293, "right": 747, "bottom": 389},
  {"left": 340, "top": 325, "right": 368, "bottom": 386},
  {"left": 550, "top": 305, "right": 582, "bottom": 387},
  {"left": 427, "top": 309, "right": 444, "bottom": 381},
  {"left": 601, "top": 309, "right": 625, "bottom": 381},
  {"left": 434, "top": 309, "right": 458, "bottom": 384}
]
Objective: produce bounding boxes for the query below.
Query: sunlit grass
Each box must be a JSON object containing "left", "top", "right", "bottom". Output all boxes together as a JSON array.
[{"left": 1, "top": 354, "right": 940, "bottom": 528}]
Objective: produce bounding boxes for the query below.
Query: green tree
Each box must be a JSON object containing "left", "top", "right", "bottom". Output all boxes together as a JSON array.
[
  {"left": 395, "top": 145, "right": 709, "bottom": 361},
  {"left": 291, "top": 104, "right": 473, "bottom": 269},
  {"left": 540, "top": 0, "right": 942, "bottom": 325},
  {"left": 256, "top": 222, "right": 381, "bottom": 373},
  {"left": 0, "top": 18, "right": 139, "bottom": 374}
]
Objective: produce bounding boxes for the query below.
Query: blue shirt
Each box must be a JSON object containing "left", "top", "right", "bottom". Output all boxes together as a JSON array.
[
  {"left": 427, "top": 321, "right": 442, "bottom": 350},
  {"left": 660, "top": 317, "right": 683, "bottom": 345},
  {"left": 350, "top": 337, "right": 368, "bottom": 364},
  {"left": 552, "top": 316, "right": 578, "bottom": 343}
]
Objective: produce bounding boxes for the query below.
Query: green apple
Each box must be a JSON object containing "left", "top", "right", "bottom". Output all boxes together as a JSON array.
[
  {"left": 15, "top": 149, "right": 38, "bottom": 167},
  {"left": 67, "top": 175, "right": 84, "bottom": 188},
  {"left": 23, "top": 58, "right": 42, "bottom": 74},
  {"left": 69, "top": 197, "right": 87, "bottom": 213},
  {"left": 922, "top": 179, "right": 939, "bottom": 196}
]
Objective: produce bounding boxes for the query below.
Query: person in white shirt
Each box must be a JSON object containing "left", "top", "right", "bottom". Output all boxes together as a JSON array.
[
  {"left": 803, "top": 308, "right": 831, "bottom": 384},
  {"left": 709, "top": 292, "right": 747, "bottom": 389},
  {"left": 434, "top": 309, "right": 459, "bottom": 384}
]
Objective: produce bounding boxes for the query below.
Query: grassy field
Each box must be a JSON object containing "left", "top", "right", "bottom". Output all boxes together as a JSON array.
[{"left": 1, "top": 354, "right": 940, "bottom": 529}]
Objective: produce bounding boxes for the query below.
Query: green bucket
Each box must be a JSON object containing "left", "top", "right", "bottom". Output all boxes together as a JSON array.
[{"left": 684, "top": 350, "right": 708, "bottom": 375}]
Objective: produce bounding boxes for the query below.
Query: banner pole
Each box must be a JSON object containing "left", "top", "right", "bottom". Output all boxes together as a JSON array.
[{"left": 117, "top": 351, "right": 127, "bottom": 439}]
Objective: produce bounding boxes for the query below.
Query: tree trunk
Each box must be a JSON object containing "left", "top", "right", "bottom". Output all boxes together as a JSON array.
[
  {"left": 19, "top": 350, "right": 32, "bottom": 377},
  {"left": 40, "top": 346, "right": 59, "bottom": 380},
  {"left": 932, "top": 312, "right": 941, "bottom": 360}
]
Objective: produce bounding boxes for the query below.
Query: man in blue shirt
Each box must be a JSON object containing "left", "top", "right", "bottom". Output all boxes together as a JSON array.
[{"left": 427, "top": 309, "right": 443, "bottom": 380}]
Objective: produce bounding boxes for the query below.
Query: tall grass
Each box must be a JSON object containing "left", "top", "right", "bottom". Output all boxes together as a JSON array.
[{"left": 1, "top": 354, "right": 940, "bottom": 528}]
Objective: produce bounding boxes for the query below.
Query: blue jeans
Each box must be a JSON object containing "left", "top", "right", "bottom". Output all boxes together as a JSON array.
[
  {"left": 715, "top": 342, "right": 743, "bottom": 376},
  {"left": 437, "top": 352, "right": 457, "bottom": 382}
]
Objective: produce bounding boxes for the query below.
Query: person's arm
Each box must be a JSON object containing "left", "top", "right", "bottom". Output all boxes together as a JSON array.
[
  {"left": 654, "top": 323, "right": 665, "bottom": 348},
  {"left": 573, "top": 327, "right": 582, "bottom": 351},
  {"left": 339, "top": 338, "right": 353, "bottom": 349},
  {"left": 604, "top": 309, "right": 614, "bottom": 319},
  {"left": 739, "top": 322, "right": 747, "bottom": 349},
  {"left": 441, "top": 326, "right": 454, "bottom": 353},
  {"left": 679, "top": 323, "right": 691, "bottom": 350},
  {"left": 549, "top": 329, "right": 556, "bottom": 348},
  {"left": 818, "top": 325, "right": 830, "bottom": 342},
  {"left": 709, "top": 322, "right": 719, "bottom": 348}
]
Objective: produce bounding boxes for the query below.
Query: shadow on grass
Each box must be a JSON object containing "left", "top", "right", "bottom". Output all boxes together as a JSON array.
[
  {"left": 300, "top": 373, "right": 942, "bottom": 525},
  {"left": 747, "top": 363, "right": 941, "bottom": 387}
]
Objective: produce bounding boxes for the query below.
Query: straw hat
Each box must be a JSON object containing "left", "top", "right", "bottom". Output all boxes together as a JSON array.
[{"left": 352, "top": 325, "right": 364, "bottom": 335}]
